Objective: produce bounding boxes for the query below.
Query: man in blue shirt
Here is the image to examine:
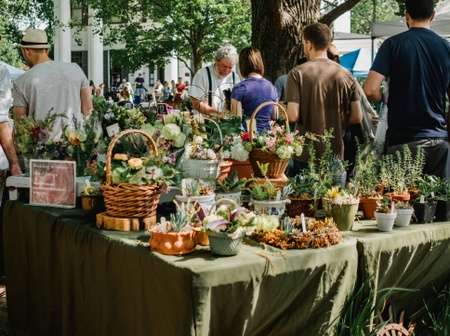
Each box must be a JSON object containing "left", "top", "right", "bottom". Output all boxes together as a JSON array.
[{"left": 364, "top": 0, "right": 450, "bottom": 178}]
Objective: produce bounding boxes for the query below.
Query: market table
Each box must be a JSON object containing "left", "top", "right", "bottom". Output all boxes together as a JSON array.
[
  {"left": 346, "top": 220, "right": 450, "bottom": 323},
  {"left": 3, "top": 200, "right": 358, "bottom": 336}
]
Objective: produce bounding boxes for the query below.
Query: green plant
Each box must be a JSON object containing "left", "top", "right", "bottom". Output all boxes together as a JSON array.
[
  {"left": 435, "top": 177, "right": 450, "bottom": 202},
  {"left": 151, "top": 200, "right": 198, "bottom": 233},
  {"left": 180, "top": 178, "right": 215, "bottom": 196},
  {"left": 215, "top": 171, "right": 247, "bottom": 193},
  {"left": 395, "top": 200, "right": 413, "bottom": 209},
  {"left": 249, "top": 162, "right": 293, "bottom": 201},
  {"left": 375, "top": 196, "right": 392, "bottom": 214},
  {"left": 415, "top": 175, "right": 442, "bottom": 202},
  {"left": 328, "top": 276, "right": 418, "bottom": 336},
  {"left": 422, "top": 284, "right": 450, "bottom": 336},
  {"left": 352, "top": 136, "right": 381, "bottom": 198},
  {"left": 326, "top": 153, "right": 349, "bottom": 175},
  {"left": 288, "top": 173, "right": 322, "bottom": 199}
]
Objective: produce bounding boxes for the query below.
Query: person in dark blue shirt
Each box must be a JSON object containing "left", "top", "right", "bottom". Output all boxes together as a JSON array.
[{"left": 364, "top": 0, "right": 450, "bottom": 178}]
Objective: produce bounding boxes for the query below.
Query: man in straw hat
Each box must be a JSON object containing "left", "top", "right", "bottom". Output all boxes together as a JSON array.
[{"left": 13, "top": 29, "right": 92, "bottom": 140}]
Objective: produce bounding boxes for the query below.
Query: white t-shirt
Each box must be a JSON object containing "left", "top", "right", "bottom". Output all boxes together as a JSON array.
[
  {"left": 0, "top": 66, "right": 12, "bottom": 170},
  {"left": 13, "top": 61, "right": 89, "bottom": 139},
  {"left": 189, "top": 64, "right": 240, "bottom": 111}
]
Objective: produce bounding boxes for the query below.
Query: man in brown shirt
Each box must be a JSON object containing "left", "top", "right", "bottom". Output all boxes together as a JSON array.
[{"left": 285, "top": 22, "right": 362, "bottom": 173}]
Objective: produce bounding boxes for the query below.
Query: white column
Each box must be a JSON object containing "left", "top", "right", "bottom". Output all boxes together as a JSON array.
[
  {"left": 87, "top": 9, "right": 104, "bottom": 86},
  {"left": 164, "top": 56, "right": 178, "bottom": 83},
  {"left": 53, "top": 0, "right": 71, "bottom": 62}
]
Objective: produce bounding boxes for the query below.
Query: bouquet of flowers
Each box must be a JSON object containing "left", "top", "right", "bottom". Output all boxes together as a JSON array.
[
  {"left": 221, "top": 133, "right": 252, "bottom": 162},
  {"left": 14, "top": 111, "right": 67, "bottom": 161},
  {"left": 250, "top": 121, "right": 304, "bottom": 159}
]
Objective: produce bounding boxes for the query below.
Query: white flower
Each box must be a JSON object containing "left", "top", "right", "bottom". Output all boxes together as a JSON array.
[
  {"left": 231, "top": 143, "right": 249, "bottom": 162},
  {"left": 207, "top": 149, "right": 217, "bottom": 160},
  {"left": 232, "top": 136, "right": 243, "bottom": 145},
  {"left": 161, "top": 124, "right": 181, "bottom": 141},
  {"left": 172, "top": 133, "right": 186, "bottom": 148},
  {"left": 222, "top": 150, "right": 231, "bottom": 159},
  {"left": 193, "top": 136, "right": 204, "bottom": 144}
]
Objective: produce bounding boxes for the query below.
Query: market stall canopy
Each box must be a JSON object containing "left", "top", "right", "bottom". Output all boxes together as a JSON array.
[
  {"left": 371, "top": 0, "right": 450, "bottom": 38},
  {"left": 0, "top": 61, "right": 25, "bottom": 81},
  {"left": 340, "top": 48, "right": 373, "bottom": 78},
  {"left": 332, "top": 32, "right": 373, "bottom": 54}
]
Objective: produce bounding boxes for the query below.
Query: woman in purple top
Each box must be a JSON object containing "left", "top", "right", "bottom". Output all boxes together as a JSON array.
[{"left": 231, "top": 47, "right": 278, "bottom": 134}]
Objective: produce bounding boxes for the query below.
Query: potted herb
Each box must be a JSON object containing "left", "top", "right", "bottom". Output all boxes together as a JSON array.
[
  {"left": 374, "top": 196, "right": 397, "bottom": 232},
  {"left": 202, "top": 199, "right": 257, "bottom": 255},
  {"left": 327, "top": 154, "right": 349, "bottom": 188},
  {"left": 249, "top": 162, "right": 292, "bottom": 218},
  {"left": 352, "top": 138, "right": 382, "bottom": 219},
  {"left": 215, "top": 171, "right": 247, "bottom": 205},
  {"left": 149, "top": 200, "right": 198, "bottom": 255},
  {"left": 394, "top": 201, "right": 414, "bottom": 227},
  {"left": 412, "top": 174, "right": 440, "bottom": 224}
]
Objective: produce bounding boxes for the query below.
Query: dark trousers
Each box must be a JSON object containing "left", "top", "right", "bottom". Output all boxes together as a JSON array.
[{"left": 386, "top": 139, "right": 450, "bottom": 179}]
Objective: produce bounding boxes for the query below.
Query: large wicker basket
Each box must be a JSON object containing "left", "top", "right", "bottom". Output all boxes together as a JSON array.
[
  {"left": 248, "top": 102, "right": 290, "bottom": 178},
  {"left": 101, "top": 129, "right": 161, "bottom": 218}
]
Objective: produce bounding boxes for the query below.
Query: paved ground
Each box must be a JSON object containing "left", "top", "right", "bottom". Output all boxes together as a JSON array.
[{"left": 0, "top": 279, "right": 13, "bottom": 336}]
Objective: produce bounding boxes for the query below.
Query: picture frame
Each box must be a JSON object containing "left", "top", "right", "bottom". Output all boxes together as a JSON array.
[{"left": 29, "top": 160, "right": 76, "bottom": 208}]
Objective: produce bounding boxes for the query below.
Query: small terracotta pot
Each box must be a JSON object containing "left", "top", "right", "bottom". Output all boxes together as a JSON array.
[
  {"left": 360, "top": 196, "right": 382, "bottom": 219},
  {"left": 81, "top": 194, "right": 105, "bottom": 215},
  {"left": 385, "top": 193, "right": 410, "bottom": 203},
  {"left": 149, "top": 230, "right": 197, "bottom": 255},
  {"left": 216, "top": 160, "right": 233, "bottom": 183},
  {"left": 193, "top": 227, "right": 209, "bottom": 246},
  {"left": 229, "top": 159, "right": 254, "bottom": 179}
]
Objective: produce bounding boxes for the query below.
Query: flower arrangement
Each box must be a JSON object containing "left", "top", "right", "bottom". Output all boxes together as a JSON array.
[
  {"left": 221, "top": 133, "right": 252, "bottom": 162},
  {"left": 81, "top": 183, "right": 102, "bottom": 196},
  {"left": 202, "top": 202, "right": 257, "bottom": 238},
  {"left": 250, "top": 121, "right": 304, "bottom": 159},
  {"left": 14, "top": 111, "right": 68, "bottom": 161},
  {"left": 186, "top": 134, "right": 219, "bottom": 160}
]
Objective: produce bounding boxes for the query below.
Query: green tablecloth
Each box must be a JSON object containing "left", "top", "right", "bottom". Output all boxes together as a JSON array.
[
  {"left": 346, "top": 221, "right": 450, "bottom": 319},
  {"left": 3, "top": 201, "right": 359, "bottom": 336}
]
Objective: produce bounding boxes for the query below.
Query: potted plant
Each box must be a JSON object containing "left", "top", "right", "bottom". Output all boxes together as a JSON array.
[
  {"left": 215, "top": 171, "right": 247, "bottom": 204},
  {"left": 330, "top": 191, "right": 360, "bottom": 232},
  {"left": 175, "top": 178, "right": 216, "bottom": 212},
  {"left": 202, "top": 199, "right": 257, "bottom": 256},
  {"left": 149, "top": 200, "right": 198, "bottom": 255},
  {"left": 249, "top": 163, "right": 292, "bottom": 217},
  {"left": 394, "top": 201, "right": 414, "bottom": 227},
  {"left": 374, "top": 196, "right": 397, "bottom": 232},
  {"left": 435, "top": 177, "right": 450, "bottom": 221},
  {"left": 379, "top": 151, "right": 410, "bottom": 202},
  {"left": 80, "top": 182, "right": 105, "bottom": 215},
  {"left": 411, "top": 174, "right": 440, "bottom": 224},
  {"left": 352, "top": 138, "right": 382, "bottom": 219},
  {"left": 286, "top": 173, "right": 321, "bottom": 217}
]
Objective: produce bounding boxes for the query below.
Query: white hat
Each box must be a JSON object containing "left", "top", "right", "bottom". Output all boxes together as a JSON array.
[{"left": 18, "top": 29, "right": 50, "bottom": 49}]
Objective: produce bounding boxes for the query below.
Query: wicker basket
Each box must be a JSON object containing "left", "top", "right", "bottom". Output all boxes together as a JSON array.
[
  {"left": 101, "top": 129, "right": 161, "bottom": 218},
  {"left": 248, "top": 102, "right": 290, "bottom": 178}
]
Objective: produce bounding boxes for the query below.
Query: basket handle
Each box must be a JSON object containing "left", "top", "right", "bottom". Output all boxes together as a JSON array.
[
  {"left": 105, "top": 129, "right": 158, "bottom": 185},
  {"left": 248, "top": 102, "right": 290, "bottom": 143}
]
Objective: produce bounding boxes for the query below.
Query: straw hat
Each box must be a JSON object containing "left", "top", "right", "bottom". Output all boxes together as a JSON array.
[{"left": 18, "top": 29, "right": 50, "bottom": 49}]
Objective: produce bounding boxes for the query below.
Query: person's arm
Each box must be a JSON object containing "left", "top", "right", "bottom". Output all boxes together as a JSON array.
[
  {"left": 14, "top": 106, "right": 28, "bottom": 118},
  {"left": 363, "top": 70, "right": 385, "bottom": 104},
  {"left": 80, "top": 86, "right": 93, "bottom": 117},
  {"left": 0, "top": 122, "right": 22, "bottom": 175},
  {"left": 348, "top": 100, "right": 363, "bottom": 124},
  {"left": 271, "top": 106, "right": 278, "bottom": 120},
  {"left": 230, "top": 98, "right": 242, "bottom": 117},
  {"left": 190, "top": 97, "right": 218, "bottom": 116},
  {"left": 287, "top": 102, "right": 299, "bottom": 123}
]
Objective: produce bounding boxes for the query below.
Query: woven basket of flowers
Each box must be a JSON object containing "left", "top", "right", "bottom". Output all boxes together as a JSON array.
[
  {"left": 248, "top": 102, "right": 303, "bottom": 178},
  {"left": 101, "top": 129, "right": 169, "bottom": 218}
]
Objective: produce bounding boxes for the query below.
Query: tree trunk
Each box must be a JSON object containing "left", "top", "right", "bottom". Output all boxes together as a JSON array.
[
  {"left": 251, "top": 0, "right": 321, "bottom": 83},
  {"left": 252, "top": 0, "right": 362, "bottom": 83}
]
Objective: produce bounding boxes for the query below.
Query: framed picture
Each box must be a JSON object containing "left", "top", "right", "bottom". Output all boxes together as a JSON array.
[
  {"left": 29, "top": 160, "right": 76, "bottom": 208},
  {"left": 157, "top": 103, "right": 168, "bottom": 115}
]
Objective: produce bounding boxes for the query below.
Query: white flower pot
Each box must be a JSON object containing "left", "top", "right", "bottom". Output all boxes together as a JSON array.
[
  {"left": 215, "top": 191, "right": 242, "bottom": 205},
  {"left": 251, "top": 199, "right": 290, "bottom": 217},
  {"left": 175, "top": 194, "right": 216, "bottom": 213},
  {"left": 394, "top": 208, "right": 414, "bottom": 227},
  {"left": 375, "top": 212, "right": 397, "bottom": 232},
  {"left": 179, "top": 159, "right": 220, "bottom": 180}
]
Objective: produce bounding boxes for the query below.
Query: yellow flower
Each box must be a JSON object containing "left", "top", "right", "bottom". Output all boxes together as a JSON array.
[
  {"left": 128, "top": 158, "right": 143, "bottom": 170},
  {"left": 113, "top": 153, "right": 128, "bottom": 161}
]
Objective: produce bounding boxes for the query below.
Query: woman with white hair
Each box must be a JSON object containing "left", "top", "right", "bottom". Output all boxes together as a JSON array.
[{"left": 189, "top": 44, "right": 241, "bottom": 116}]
